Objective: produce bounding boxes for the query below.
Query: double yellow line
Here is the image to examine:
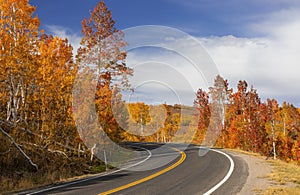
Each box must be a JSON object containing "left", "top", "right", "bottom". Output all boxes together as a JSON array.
[{"left": 98, "top": 148, "right": 186, "bottom": 195}]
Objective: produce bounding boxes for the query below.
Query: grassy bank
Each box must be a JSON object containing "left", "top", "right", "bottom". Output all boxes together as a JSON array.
[
  {"left": 264, "top": 159, "right": 300, "bottom": 195},
  {"left": 1, "top": 162, "right": 108, "bottom": 194}
]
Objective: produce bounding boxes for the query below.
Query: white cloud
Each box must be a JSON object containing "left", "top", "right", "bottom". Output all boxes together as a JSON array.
[
  {"left": 124, "top": 48, "right": 204, "bottom": 106},
  {"left": 200, "top": 8, "right": 300, "bottom": 106},
  {"left": 122, "top": 16, "right": 300, "bottom": 107},
  {"left": 45, "top": 25, "right": 82, "bottom": 56},
  {"left": 44, "top": 8, "right": 300, "bottom": 107}
]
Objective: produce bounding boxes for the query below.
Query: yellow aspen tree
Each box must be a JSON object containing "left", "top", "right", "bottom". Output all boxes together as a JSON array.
[
  {"left": 37, "top": 34, "right": 77, "bottom": 148},
  {"left": 75, "top": 0, "right": 132, "bottom": 164},
  {"left": 127, "top": 102, "right": 151, "bottom": 136},
  {"left": 0, "top": 0, "right": 40, "bottom": 170},
  {"left": 0, "top": 0, "right": 39, "bottom": 124}
]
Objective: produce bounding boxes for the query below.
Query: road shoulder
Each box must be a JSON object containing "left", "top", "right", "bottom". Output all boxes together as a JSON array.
[
  {"left": 212, "top": 149, "right": 248, "bottom": 195},
  {"left": 226, "top": 150, "right": 273, "bottom": 194}
]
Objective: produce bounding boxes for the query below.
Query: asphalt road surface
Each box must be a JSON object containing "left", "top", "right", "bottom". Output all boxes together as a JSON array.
[{"left": 23, "top": 143, "right": 248, "bottom": 195}]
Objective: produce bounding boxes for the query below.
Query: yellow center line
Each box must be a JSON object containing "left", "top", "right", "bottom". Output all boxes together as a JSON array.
[{"left": 98, "top": 148, "right": 186, "bottom": 195}]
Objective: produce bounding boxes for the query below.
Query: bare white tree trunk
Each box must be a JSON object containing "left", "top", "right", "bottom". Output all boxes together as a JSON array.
[
  {"left": 103, "top": 149, "right": 108, "bottom": 171},
  {"left": 78, "top": 143, "right": 81, "bottom": 158},
  {"left": 271, "top": 121, "right": 276, "bottom": 160},
  {"left": 283, "top": 112, "right": 286, "bottom": 136},
  {"left": 90, "top": 144, "right": 96, "bottom": 162}
]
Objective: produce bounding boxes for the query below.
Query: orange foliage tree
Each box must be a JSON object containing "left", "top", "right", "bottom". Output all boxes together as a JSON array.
[
  {"left": 193, "top": 88, "right": 210, "bottom": 144},
  {"left": 0, "top": 0, "right": 85, "bottom": 178},
  {"left": 75, "top": 0, "right": 133, "bottom": 163},
  {"left": 209, "top": 75, "right": 232, "bottom": 147},
  {"left": 192, "top": 75, "right": 299, "bottom": 163}
]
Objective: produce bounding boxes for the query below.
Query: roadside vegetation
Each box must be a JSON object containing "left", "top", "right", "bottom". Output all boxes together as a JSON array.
[
  {"left": 0, "top": 0, "right": 130, "bottom": 193},
  {"left": 0, "top": 0, "right": 299, "bottom": 194},
  {"left": 263, "top": 159, "right": 300, "bottom": 195},
  {"left": 229, "top": 148, "right": 300, "bottom": 194}
]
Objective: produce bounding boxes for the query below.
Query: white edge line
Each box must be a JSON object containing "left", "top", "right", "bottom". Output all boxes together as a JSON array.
[
  {"left": 203, "top": 149, "right": 235, "bottom": 195},
  {"left": 27, "top": 145, "right": 152, "bottom": 195}
]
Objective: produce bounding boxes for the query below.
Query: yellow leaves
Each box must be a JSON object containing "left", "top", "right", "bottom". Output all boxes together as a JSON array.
[
  {"left": 0, "top": 0, "right": 78, "bottom": 149},
  {"left": 38, "top": 35, "right": 75, "bottom": 88},
  {"left": 0, "top": 0, "right": 39, "bottom": 33},
  {"left": 127, "top": 102, "right": 151, "bottom": 125}
]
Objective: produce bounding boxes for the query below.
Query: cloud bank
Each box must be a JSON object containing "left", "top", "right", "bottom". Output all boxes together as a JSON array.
[
  {"left": 44, "top": 7, "right": 300, "bottom": 107},
  {"left": 201, "top": 8, "right": 300, "bottom": 106}
]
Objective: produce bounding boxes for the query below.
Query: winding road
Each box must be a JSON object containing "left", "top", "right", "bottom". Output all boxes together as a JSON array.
[{"left": 24, "top": 143, "right": 248, "bottom": 195}]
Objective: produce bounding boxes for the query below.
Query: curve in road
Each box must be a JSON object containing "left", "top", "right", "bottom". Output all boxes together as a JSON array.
[
  {"left": 99, "top": 147, "right": 186, "bottom": 195},
  {"left": 23, "top": 143, "right": 248, "bottom": 195}
]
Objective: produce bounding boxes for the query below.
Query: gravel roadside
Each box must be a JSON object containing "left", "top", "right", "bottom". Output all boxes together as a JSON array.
[{"left": 226, "top": 150, "right": 274, "bottom": 195}]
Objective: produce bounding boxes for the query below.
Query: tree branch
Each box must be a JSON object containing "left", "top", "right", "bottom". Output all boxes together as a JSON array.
[
  {"left": 0, "top": 127, "right": 38, "bottom": 170},
  {"left": 0, "top": 118, "right": 85, "bottom": 154},
  {"left": 23, "top": 142, "right": 69, "bottom": 159}
]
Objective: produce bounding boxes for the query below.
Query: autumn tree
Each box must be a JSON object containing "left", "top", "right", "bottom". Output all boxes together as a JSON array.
[
  {"left": 162, "top": 104, "right": 182, "bottom": 143},
  {"left": 127, "top": 102, "right": 151, "bottom": 136},
  {"left": 0, "top": 0, "right": 39, "bottom": 124},
  {"left": 0, "top": 0, "right": 89, "bottom": 184},
  {"left": 245, "top": 86, "right": 266, "bottom": 152},
  {"left": 274, "top": 102, "right": 300, "bottom": 161},
  {"left": 193, "top": 88, "right": 210, "bottom": 144},
  {"left": 266, "top": 99, "right": 279, "bottom": 159},
  {"left": 209, "top": 75, "right": 232, "bottom": 147},
  {"left": 77, "top": 0, "right": 132, "bottom": 129},
  {"left": 75, "top": 0, "right": 133, "bottom": 165},
  {"left": 226, "top": 80, "right": 248, "bottom": 149},
  {"left": 189, "top": 76, "right": 299, "bottom": 163},
  {"left": 147, "top": 105, "right": 167, "bottom": 142},
  {"left": 0, "top": 0, "right": 41, "bottom": 170},
  {"left": 37, "top": 34, "right": 76, "bottom": 141},
  {"left": 77, "top": 0, "right": 130, "bottom": 85}
]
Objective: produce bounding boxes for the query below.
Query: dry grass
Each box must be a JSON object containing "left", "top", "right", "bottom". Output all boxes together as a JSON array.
[
  {"left": 267, "top": 160, "right": 300, "bottom": 185},
  {"left": 227, "top": 148, "right": 261, "bottom": 157},
  {"left": 253, "top": 188, "right": 264, "bottom": 194},
  {"left": 264, "top": 186, "right": 300, "bottom": 195},
  {"left": 1, "top": 164, "right": 108, "bottom": 194},
  {"left": 262, "top": 159, "right": 300, "bottom": 195},
  {"left": 1, "top": 170, "right": 70, "bottom": 193},
  {"left": 227, "top": 148, "right": 300, "bottom": 195}
]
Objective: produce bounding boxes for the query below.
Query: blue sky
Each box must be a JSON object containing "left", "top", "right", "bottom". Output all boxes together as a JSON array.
[
  {"left": 30, "top": 0, "right": 300, "bottom": 37},
  {"left": 30, "top": 0, "right": 300, "bottom": 106}
]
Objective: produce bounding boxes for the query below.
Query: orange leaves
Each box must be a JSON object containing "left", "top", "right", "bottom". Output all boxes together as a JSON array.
[
  {"left": 192, "top": 75, "right": 300, "bottom": 163},
  {"left": 36, "top": 34, "right": 77, "bottom": 140},
  {"left": 0, "top": 0, "right": 39, "bottom": 37},
  {"left": 78, "top": 1, "right": 131, "bottom": 90},
  {"left": 0, "top": 0, "right": 83, "bottom": 173},
  {"left": 38, "top": 35, "right": 75, "bottom": 88},
  {"left": 266, "top": 99, "right": 279, "bottom": 119},
  {"left": 127, "top": 102, "right": 151, "bottom": 126},
  {"left": 0, "top": 0, "right": 40, "bottom": 123},
  {"left": 75, "top": 1, "right": 133, "bottom": 144},
  {"left": 193, "top": 88, "right": 210, "bottom": 143}
]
